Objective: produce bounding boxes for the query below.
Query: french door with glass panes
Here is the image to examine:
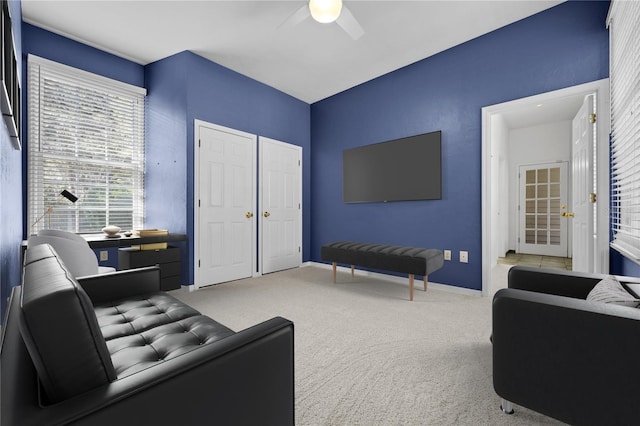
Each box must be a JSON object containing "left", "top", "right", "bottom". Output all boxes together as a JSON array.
[{"left": 518, "top": 162, "right": 568, "bottom": 257}]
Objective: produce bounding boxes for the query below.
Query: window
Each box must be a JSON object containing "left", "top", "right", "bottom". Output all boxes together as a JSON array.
[
  {"left": 28, "top": 55, "right": 146, "bottom": 235},
  {"left": 608, "top": 1, "right": 640, "bottom": 260}
]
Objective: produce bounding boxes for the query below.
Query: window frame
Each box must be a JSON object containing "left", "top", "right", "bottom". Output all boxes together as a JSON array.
[
  {"left": 27, "top": 55, "right": 146, "bottom": 235},
  {"left": 608, "top": 0, "right": 640, "bottom": 262}
]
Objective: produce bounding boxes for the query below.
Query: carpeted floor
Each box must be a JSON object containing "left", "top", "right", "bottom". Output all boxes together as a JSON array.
[{"left": 171, "top": 265, "right": 563, "bottom": 425}]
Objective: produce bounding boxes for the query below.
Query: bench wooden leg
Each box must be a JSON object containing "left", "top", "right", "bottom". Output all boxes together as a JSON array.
[
  {"left": 409, "top": 274, "right": 414, "bottom": 301},
  {"left": 424, "top": 275, "right": 428, "bottom": 292},
  {"left": 351, "top": 265, "right": 355, "bottom": 278},
  {"left": 332, "top": 262, "right": 337, "bottom": 283}
]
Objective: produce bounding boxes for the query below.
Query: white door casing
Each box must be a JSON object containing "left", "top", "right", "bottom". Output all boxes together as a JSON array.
[
  {"left": 259, "top": 137, "right": 302, "bottom": 274},
  {"left": 481, "top": 79, "right": 609, "bottom": 297},
  {"left": 518, "top": 162, "right": 568, "bottom": 257},
  {"left": 194, "top": 121, "right": 257, "bottom": 288},
  {"left": 570, "top": 94, "right": 595, "bottom": 273}
]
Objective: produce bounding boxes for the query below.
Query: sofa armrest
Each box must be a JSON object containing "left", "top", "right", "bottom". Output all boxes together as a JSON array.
[
  {"left": 77, "top": 267, "right": 161, "bottom": 304},
  {"left": 493, "top": 288, "right": 640, "bottom": 425},
  {"left": 5, "top": 316, "right": 294, "bottom": 426},
  {"left": 507, "top": 266, "right": 605, "bottom": 299}
]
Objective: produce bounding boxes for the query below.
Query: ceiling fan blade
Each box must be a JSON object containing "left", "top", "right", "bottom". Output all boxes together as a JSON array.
[
  {"left": 278, "top": 4, "right": 311, "bottom": 29},
  {"left": 336, "top": 5, "right": 364, "bottom": 40}
]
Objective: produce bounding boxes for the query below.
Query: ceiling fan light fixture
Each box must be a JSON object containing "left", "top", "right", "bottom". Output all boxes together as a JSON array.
[{"left": 309, "top": 0, "right": 343, "bottom": 24}]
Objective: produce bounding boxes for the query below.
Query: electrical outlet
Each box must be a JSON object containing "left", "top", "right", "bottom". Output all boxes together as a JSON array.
[
  {"left": 444, "top": 250, "right": 451, "bottom": 261},
  {"left": 100, "top": 251, "right": 109, "bottom": 261},
  {"left": 460, "top": 251, "right": 468, "bottom": 263}
]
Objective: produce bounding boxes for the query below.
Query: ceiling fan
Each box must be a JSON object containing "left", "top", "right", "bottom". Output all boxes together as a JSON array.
[{"left": 279, "top": 0, "right": 365, "bottom": 40}]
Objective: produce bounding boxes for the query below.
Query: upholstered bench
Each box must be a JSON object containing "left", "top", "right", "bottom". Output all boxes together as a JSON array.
[{"left": 320, "top": 241, "right": 444, "bottom": 301}]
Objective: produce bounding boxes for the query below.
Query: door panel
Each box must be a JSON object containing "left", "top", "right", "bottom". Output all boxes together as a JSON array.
[
  {"left": 196, "top": 122, "right": 256, "bottom": 287},
  {"left": 571, "top": 95, "right": 595, "bottom": 273},
  {"left": 519, "top": 162, "right": 568, "bottom": 256},
  {"left": 260, "top": 137, "right": 302, "bottom": 274}
]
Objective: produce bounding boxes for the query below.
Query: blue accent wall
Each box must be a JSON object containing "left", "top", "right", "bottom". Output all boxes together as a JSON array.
[
  {"left": 1, "top": 0, "right": 23, "bottom": 320},
  {"left": 310, "top": 1, "right": 611, "bottom": 290},
  {"left": 611, "top": 252, "right": 640, "bottom": 277},
  {"left": 145, "top": 51, "right": 311, "bottom": 285},
  {"left": 23, "top": 23, "right": 144, "bottom": 88}
]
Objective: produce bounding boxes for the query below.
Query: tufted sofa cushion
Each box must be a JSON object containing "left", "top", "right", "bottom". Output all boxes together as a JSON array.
[
  {"left": 95, "top": 293, "right": 204, "bottom": 340},
  {"left": 94, "top": 294, "right": 235, "bottom": 378}
]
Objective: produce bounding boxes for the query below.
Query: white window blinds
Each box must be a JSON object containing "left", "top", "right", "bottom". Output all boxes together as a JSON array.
[
  {"left": 608, "top": 1, "right": 640, "bottom": 260},
  {"left": 28, "top": 55, "right": 146, "bottom": 235}
]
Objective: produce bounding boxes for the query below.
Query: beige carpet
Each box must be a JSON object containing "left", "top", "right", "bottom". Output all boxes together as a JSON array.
[{"left": 171, "top": 266, "right": 563, "bottom": 425}]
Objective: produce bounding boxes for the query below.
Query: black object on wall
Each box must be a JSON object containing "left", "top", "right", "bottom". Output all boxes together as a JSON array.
[
  {"left": 1, "top": 0, "right": 20, "bottom": 150},
  {"left": 343, "top": 130, "right": 442, "bottom": 203}
]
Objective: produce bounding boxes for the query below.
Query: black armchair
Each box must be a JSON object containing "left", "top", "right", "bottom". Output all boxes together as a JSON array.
[{"left": 493, "top": 266, "right": 640, "bottom": 425}]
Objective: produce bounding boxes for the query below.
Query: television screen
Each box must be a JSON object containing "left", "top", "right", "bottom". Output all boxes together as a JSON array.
[{"left": 343, "top": 131, "right": 441, "bottom": 203}]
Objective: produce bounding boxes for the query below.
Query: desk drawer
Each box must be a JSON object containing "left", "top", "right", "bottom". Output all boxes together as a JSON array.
[{"left": 118, "top": 247, "right": 180, "bottom": 268}]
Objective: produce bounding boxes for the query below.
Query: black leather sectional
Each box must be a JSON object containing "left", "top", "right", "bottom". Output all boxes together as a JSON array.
[{"left": 1, "top": 244, "right": 294, "bottom": 425}]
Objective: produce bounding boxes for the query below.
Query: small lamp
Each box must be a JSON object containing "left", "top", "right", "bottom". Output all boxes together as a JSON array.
[
  {"left": 309, "top": 0, "right": 342, "bottom": 24},
  {"left": 31, "top": 189, "right": 78, "bottom": 230},
  {"left": 60, "top": 189, "right": 78, "bottom": 203}
]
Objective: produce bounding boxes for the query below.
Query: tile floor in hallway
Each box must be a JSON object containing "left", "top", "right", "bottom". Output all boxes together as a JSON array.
[
  {"left": 497, "top": 252, "right": 572, "bottom": 270},
  {"left": 490, "top": 253, "right": 572, "bottom": 296}
]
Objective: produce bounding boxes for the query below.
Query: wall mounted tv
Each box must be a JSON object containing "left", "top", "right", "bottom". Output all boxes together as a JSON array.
[{"left": 343, "top": 131, "right": 442, "bottom": 203}]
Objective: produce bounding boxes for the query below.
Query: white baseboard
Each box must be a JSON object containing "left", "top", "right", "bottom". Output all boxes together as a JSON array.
[
  {"left": 180, "top": 262, "right": 481, "bottom": 297},
  {"left": 309, "top": 261, "right": 482, "bottom": 297}
]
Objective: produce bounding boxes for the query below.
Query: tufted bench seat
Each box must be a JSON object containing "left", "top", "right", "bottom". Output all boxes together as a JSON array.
[{"left": 321, "top": 241, "right": 444, "bottom": 301}]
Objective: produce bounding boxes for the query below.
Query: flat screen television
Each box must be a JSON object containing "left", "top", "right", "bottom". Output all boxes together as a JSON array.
[{"left": 343, "top": 131, "right": 441, "bottom": 203}]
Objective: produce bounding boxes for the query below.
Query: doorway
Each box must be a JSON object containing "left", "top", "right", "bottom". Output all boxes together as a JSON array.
[{"left": 481, "top": 79, "right": 610, "bottom": 296}]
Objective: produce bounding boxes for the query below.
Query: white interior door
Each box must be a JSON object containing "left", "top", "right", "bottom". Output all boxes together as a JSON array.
[
  {"left": 260, "top": 137, "right": 302, "bottom": 274},
  {"left": 195, "top": 121, "right": 256, "bottom": 287},
  {"left": 571, "top": 95, "right": 595, "bottom": 273},
  {"left": 518, "top": 162, "right": 568, "bottom": 257}
]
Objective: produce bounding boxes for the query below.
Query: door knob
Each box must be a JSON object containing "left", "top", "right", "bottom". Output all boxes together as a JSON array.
[
  {"left": 561, "top": 212, "right": 575, "bottom": 218},
  {"left": 263, "top": 211, "right": 270, "bottom": 218},
  {"left": 245, "top": 212, "right": 254, "bottom": 219}
]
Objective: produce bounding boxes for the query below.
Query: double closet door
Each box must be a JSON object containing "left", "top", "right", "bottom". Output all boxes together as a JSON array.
[{"left": 194, "top": 121, "right": 302, "bottom": 288}]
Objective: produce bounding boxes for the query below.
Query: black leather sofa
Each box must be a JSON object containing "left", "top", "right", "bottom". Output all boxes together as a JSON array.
[
  {"left": 1, "top": 244, "right": 294, "bottom": 426},
  {"left": 493, "top": 266, "right": 640, "bottom": 425}
]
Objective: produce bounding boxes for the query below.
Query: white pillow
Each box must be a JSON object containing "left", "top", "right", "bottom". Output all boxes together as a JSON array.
[{"left": 586, "top": 276, "right": 640, "bottom": 307}]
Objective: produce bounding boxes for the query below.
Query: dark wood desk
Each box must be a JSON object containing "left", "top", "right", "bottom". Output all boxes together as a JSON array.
[
  {"left": 21, "top": 233, "right": 188, "bottom": 265},
  {"left": 23, "top": 233, "right": 187, "bottom": 249},
  {"left": 80, "top": 233, "right": 187, "bottom": 248}
]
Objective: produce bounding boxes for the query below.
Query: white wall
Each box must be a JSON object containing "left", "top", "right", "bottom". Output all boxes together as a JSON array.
[
  {"left": 508, "top": 120, "right": 571, "bottom": 252},
  {"left": 491, "top": 114, "right": 510, "bottom": 260}
]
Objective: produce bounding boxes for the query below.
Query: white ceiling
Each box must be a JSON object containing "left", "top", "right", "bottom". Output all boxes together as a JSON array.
[
  {"left": 500, "top": 94, "right": 586, "bottom": 129},
  {"left": 21, "top": 0, "right": 565, "bottom": 104}
]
